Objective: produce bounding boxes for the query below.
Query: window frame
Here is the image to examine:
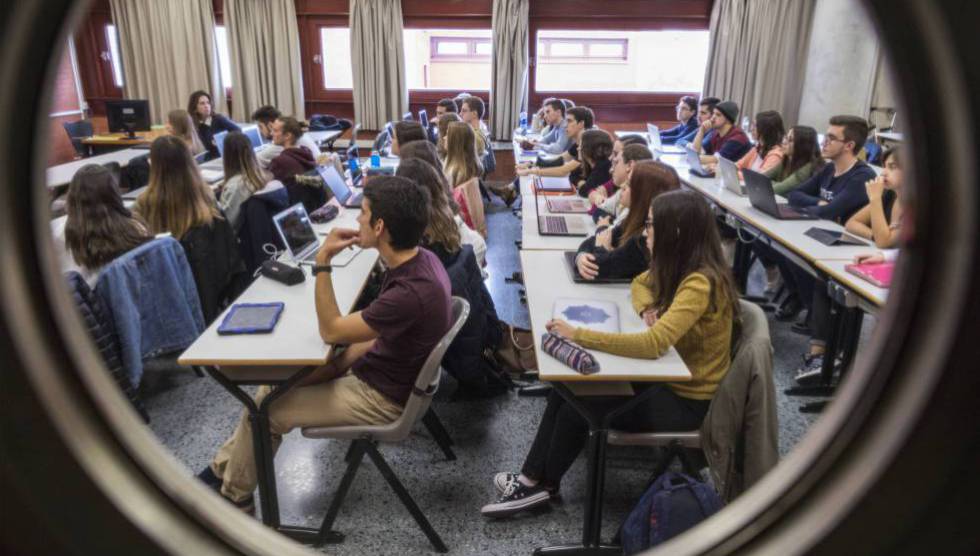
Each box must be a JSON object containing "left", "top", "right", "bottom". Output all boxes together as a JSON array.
[
  {"left": 428, "top": 35, "right": 492, "bottom": 62},
  {"left": 538, "top": 37, "right": 628, "bottom": 63}
]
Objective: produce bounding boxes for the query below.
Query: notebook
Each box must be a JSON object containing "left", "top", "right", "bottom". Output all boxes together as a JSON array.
[
  {"left": 845, "top": 262, "right": 894, "bottom": 288},
  {"left": 553, "top": 298, "right": 620, "bottom": 333},
  {"left": 535, "top": 175, "right": 575, "bottom": 193}
]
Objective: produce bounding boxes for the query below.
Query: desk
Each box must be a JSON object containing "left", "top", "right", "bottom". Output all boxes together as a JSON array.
[
  {"left": 82, "top": 128, "right": 167, "bottom": 149},
  {"left": 521, "top": 250, "right": 690, "bottom": 555},
  {"left": 46, "top": 148, "right": 148, "bottom": 190},
  {"left": 877, "top": 131, "right": 904, "bottom": 144},
  {"left": 178, "top": 207, "right": 378, "bottom": 542},
  {"left": 812, "top": 258, "right": 888, "bottom": 311}
]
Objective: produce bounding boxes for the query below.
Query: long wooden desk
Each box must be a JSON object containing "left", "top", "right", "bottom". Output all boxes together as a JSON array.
[
  {"left": 520, "top": 250, "right": 690, "bottom": 555},
  {"left": 46, "top": 148, "right": 148, "bottom": 190},
  {"left": 178, "top": 206, "right": 378, "bottom": 542},
  {"left": 82, "top": 128, "right": 167, "bottom": 147}
]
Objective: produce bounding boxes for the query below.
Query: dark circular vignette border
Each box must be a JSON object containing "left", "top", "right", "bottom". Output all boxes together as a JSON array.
[{"left": 0, "top": 1, "right": 977, "bottom": 555}]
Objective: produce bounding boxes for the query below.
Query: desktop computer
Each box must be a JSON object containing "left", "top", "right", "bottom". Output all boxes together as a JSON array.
[{"left": 105, "top": 99, "right": 151, "bottom": 139}]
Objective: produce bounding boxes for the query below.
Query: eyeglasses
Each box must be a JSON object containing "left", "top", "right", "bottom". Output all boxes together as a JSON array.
[{"left": 822, "top": 134, "right": 846, "bottom": 145}]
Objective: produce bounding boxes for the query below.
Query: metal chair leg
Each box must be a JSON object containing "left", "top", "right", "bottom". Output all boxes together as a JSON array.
[
  {"left": 422, "top": 408, "right": 456, "bottom": 461},
  {"left": 316, "top": 440, "right": 366, "bottom": 545},
  {"left": 363, "top": 443, "right": 448, "bottom": 553}
]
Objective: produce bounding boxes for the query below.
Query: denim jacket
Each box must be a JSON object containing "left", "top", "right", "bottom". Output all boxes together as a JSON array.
[{"left": 95, "top": 237, "right": 205, "bottom": 387}]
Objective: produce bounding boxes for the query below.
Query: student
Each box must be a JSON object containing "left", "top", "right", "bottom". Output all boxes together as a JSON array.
[
  {"left": 525, "top": 98, "right": 569, "bottom": 155},
  {"left": 443, "top": 122, "right": 486, "bottom": 237},
  {"left": 251, "top": 106, "right": 320, "bottom": 163},
  {"left": 133, "top": 135, "right": 218, "bottom": 239},
  {"left": 218, "top": 132, "right": 271, "bottom": 228},
  {"left": 268, "top": 116, "right": 317, "bottom": 209},
  {"left": 55, "top": 164, "right": 151, "bottom": 286},
  {"left": 734, "top": 111, "right": 785, "bottom": 174},
  {"left": 676, "top": 96, "right": 719, "bottom": 149},
  {"left": 575, "top": 160, "right": 680, "bottom": 280},
  {"left": 845, "top": 148, "right": 903, "bottom": 248},
  {"left": 574, "top": 129, "right": 614, "bottom": 197},
  {"left": 188, "top": 90, "right": 240, "bottom": 160},
  {"left": 436, "top": 113, "right": 462, "bottom": 160},
  {"left": 529, "top": 97, "right": 556, "bottom": 134},
  {"left": 459, "top": 96, "right": 490, "bottom": 155},
  {"left": 660, "top": 95, "right": 699, "bottom": 145},
  {"left": 787, "top": 115, "right": 876, "bottom": 222},
  {"left": 395, "top": 159, "right": 462, "bottom": 265},
  {"left": 391, "top": 121, "right": 427, "bottom": 156},
  {"left": 435, "top": 98, "right": 459, "bottom": 119},
  {"left": 517, "top": 106, "right": 594, "bottom": 180},
  {"left": 592, "top": 143, "right": 654, "bottom": 226},
  {"left": 689, "top": 100, "right": 752, "bottom": 165},
  {"left": 396, "top": 141, "right": 487, "bottom": 268},
  {"left": 482, "top": 190, "right": 737, "bottom": 517},
  {"left": 198, "top": 177, "right": 452, "bottom": 512},
  {"left": 763, "top": 125, "right": 826, "bottom": 195},
  {"left": 165, "top": 109, "right": 207, "bottom": 156},
  {"left": 588, "top": 134, "right": 650, "bottom": 210}
]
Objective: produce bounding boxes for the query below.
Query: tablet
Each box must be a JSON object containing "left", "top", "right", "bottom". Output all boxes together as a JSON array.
[{"left": 217, "top": 302, "right": 285, "bottom": 335}]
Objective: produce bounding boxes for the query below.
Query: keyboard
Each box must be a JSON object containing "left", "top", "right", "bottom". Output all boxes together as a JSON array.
[{"left": 541, "top": 215, "right": 569, "bottom": 234}]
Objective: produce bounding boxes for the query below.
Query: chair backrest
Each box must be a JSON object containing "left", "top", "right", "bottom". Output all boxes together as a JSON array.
[{"left": 63, "top": 120, "right": 94, "bottom": 158}]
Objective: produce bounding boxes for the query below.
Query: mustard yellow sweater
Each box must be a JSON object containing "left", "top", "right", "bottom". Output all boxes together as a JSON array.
[{"left": 572, "top": 271, "right": 733, "bottom": 400}]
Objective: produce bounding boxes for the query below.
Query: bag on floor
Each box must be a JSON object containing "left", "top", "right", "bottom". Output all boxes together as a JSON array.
[
  {"left": 488, "top": 322, "right": 537, "bottom": 375},
  {"left": 621, "top": 472, "right": 723, "bottom": 555}
]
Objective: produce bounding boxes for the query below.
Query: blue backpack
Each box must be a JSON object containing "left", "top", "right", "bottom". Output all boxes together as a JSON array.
[{"left": 621, "top": 472, "right": 723, "bottom": 554}]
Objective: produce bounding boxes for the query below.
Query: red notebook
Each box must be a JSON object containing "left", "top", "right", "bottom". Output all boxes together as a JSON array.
[{"left": 845, "top": 262, "right": 894, "bottom": 288}]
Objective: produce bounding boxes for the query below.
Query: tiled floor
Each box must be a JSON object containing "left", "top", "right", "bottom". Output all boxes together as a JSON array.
[{"left": 140, "top": 193, "right": 876, "bottom": 555}]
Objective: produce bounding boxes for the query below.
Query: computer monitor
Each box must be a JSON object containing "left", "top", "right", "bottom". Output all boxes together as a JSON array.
[
  {"left": 106, "top": 99, "right": 151, "bottom": 139},
  {"left": 402, "top": 112, "right": 413, "bottom": 121}
]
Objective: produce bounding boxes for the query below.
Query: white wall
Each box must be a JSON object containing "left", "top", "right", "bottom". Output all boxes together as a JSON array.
[{"left": 797, "top": 0, "right": 879, "bottom": 130}]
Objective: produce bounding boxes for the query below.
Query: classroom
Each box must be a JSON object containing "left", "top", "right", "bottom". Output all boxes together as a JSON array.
[{"left": 37, "top": 0, "right": 916, "bottom": 554}]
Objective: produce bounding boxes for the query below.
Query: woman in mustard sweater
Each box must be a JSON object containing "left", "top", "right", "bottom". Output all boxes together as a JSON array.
[{"left": 481, "top": 190, "right": 739, "bottom": 518}]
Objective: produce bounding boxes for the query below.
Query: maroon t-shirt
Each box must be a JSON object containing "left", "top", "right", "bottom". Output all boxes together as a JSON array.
[{"left": 352, "top": 248, "right": 452, "bottom": 406}]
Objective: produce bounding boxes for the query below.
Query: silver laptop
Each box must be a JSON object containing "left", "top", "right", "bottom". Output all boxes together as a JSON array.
[
  {"left": 534, "top": 189, "right": 588, "bottom": 236},
  {"left": 546, "top": 196, "right": 590, "bottom": 213},
  {"left": 647, "top": 123, "right": 684, "bottom": 155},
  {"left": 319, "top": 165, "right": 363, "bottom": 208},
  {"left": 272, "top": 204, "right": 321, "bottom": 263},
  {"left": 685, "top": 146, "right": 715, "bottom": 178},
  {"left": 717, "top": 156, "right": 746, "bottom": 195}
]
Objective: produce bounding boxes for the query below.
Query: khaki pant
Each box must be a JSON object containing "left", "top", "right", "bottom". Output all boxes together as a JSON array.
[{"left": 211, "top": 372, "right": 403, "bottom": 502}]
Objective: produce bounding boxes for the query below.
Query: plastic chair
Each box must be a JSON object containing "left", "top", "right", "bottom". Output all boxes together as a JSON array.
[
  {"left": 63, "top": 120, "right": 93, "bottom": 159},
  {"left": 301, "top": 297, "right": 470, "bottom": 552}
]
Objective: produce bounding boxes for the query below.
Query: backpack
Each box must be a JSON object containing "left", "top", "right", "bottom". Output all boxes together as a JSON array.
[{"left": 621, "top": 472, "right": 723, "bottom": 554}]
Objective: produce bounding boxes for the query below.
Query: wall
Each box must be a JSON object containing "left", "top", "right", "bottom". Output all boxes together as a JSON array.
[
  {"left": 47, "top": 42, "right": 86, "bottom": 166},
  {"left": 796, "top": 0, "right": 879, "bottom": 130}
]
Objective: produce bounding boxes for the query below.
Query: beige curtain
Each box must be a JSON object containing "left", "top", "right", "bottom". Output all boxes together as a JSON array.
[
  {"left": 702, "top": 0, "right": 815, "bottom": 125},
  {"left": 225, "top": 0, "right": 305, "bottom": 121},
  {"left": 109, "top": 0, "right": 225, "bottom": 124},
  {"left": 490, "top": 0, "right": 529, "bottom": 141},
  {"left": 349, "top": 0, "right": 406, "bottom": 130}
]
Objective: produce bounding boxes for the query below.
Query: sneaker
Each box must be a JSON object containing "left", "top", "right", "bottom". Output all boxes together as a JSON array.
[
  {"left": 229, "top": 494, "right": 255, "bottom": 514},
  {"left": 794, "top": 354, "right": 825, "bottom": 385},
  {"left": 197, "top": 466, "right": 223, "bottom": 491},
  {"left": 481, "top": 481, "right": 551, "bottom": 518},
  {"left": 493, "top": 472, "right": 521, "bottom": 495},
  {"left": 764, "top": 267, "right": 783, "bottom": 296}
]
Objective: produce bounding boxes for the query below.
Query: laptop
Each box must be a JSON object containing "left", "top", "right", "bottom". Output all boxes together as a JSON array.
[
  {"left": 418, "top": 109, "right": 429, "bottom": 128},
  {"left": 647, "top": 123, "right": 684, "bottom": 155},
  {"left": 534, "top": 175, "right": 575, "bottom": 194},
  {"left": 743, "top": 169, "right": 817, "bottom": 220},
  {"left": 272, "top": 204, "right": 321, "bottom": 263},
  {"left": 214, "top": 131, "right": 229, "bottom": 158},
  {"left": 215, "top": 126, "right": 263, "bottom": 158},
  {"left": 402, "top": 112, "right": 413, "bottom": 121},
  {"left": 717, "top": 156, "right": 746, "bottom": 195},
  {"left": 546, "top": 196, "right": 590, "bottom": 213},
  {"left": 319, "top": 165, "right": 363, "bottom": 208},
  {"left": 563, "top": 251, "right": 632, "bottom": 284},
  {"left": 534, "top": 188, "right": 588, "bottom": 236},
  {"left": 685, "top": 146, "right": 715, "bottom": 178}
]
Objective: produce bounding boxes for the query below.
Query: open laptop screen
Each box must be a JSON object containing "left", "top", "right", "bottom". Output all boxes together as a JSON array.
[
  {"left": 272, "top": 204, "right": 318, "bottom": 258},
  {"left": 243, "top": 126, "right": 264, "bottom": 149},
  {"left": 318, "top": 165, "right": 352, "bottom": 204}
]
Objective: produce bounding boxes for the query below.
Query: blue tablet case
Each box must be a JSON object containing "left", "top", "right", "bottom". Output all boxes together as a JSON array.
[{"left": 217, "top": 302, "right": 285, "bottom": 335}]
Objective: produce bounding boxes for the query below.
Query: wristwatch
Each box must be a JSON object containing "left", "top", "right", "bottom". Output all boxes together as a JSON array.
[{"left": 312, "top": 264, "right": 332, "bottom": 275}]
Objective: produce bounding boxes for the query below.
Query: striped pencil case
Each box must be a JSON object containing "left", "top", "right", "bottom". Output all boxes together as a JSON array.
[{"left": 541, "top": 332, "right": 600, "bottom": 375}]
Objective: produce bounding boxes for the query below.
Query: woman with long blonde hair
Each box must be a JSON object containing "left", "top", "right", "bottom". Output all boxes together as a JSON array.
[
  {"left": 443, "top": 121, "right": 485, "bottom": 237},
  {"left": 134, "top": 135, "right": 218, "bottom": 240},
  {"left": 436, "top": 112, "right": 462, "bottom": 160},
  {"left": 166, "top": 108, "right": 207, "bottom": 156}
]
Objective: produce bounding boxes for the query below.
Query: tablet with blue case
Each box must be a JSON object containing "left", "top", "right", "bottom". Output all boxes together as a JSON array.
[{"left": 217, "top": 302, "right": 285, "bottom": 335}]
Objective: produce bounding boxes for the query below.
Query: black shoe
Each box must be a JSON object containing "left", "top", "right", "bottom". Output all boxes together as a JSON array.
[
  {"left": 197, "top": 466, "right": 223, "bottom": 492},
  {"left": 775, "top": 296, "right": 803, "bottom": 322},
  {"left": 481, "top": 480, "right": 551, "bottom": 518},
  {"left": 794, "top": 354, "right": 825, "bottom": 385}
]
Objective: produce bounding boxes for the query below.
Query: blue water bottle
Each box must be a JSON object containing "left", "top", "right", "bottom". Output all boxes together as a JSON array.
[
  {"left": 370, "top": 149, "right": 381, "bottom": 168},
  {"left": 519, "top": 111, "right": 528, "bottom": 133}
]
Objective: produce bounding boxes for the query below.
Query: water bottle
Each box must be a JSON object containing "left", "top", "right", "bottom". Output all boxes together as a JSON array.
[
  {"left": 519, "top": 111, "right": 528, "bottom": 133},
  {"left": 741, "top": 116, "right": 751, "bottom": 134},
  {"left": 370, "top": 150, "right": 381, "bottom": 168}
]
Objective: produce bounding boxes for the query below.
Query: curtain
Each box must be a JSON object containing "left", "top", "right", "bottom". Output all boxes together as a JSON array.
[
  {"left": 225, "top": 0, "right": 305, "bottom": 121},
  {"left": 109, "top": 0, "right": 225, "bottom": 124},
  {"left": 349, "top": 0, "right": 406, "bottom": 130},
  {"left": 490, "top": 0, "right": 529, "bottom": 141},
  {"left": 702, "top": 0, "right": 816, "bottom": 125}
]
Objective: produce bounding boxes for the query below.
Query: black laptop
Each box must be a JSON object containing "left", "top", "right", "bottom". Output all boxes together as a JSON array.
[{"left": 743, "top": 169, "right": 817, "bottom": 220}]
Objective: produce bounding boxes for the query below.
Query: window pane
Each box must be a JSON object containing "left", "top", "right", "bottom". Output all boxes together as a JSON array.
[
  {"left": 105, "top": 24, "right": 124, "bottom": 88},
  {"left": 215, "top": 26, "right": 233, "bottom": 87},
  {"left": 536, "top": 29, "right": 710, "bottom": 92},
  {"left": 320, "top": 27, "right": 353, "bottom": 89},
  {"left": 404, "top": 29, "right": 491, "bottom": 90}
]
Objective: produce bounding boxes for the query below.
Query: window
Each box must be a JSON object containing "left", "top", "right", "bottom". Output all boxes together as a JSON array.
[
  {"left": 214, "top": 26, "right": 233, "bottom": 88},
  {"left": 105, "top": 24, "right": 124, "bottom": 88},
  {"left": 535, "top": 29, "right": 710, "bottom": 92},
  {"left": 404, "top": 29, "right": 491, "bottom": 90},
  {"left": 319, "top": 27, "right": 353, "bottom": 89}
]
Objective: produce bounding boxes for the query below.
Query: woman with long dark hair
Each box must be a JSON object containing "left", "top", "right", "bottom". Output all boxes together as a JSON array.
[
  {"left": 575, "top": 128, "right": 613, "bottom": 197},
  {"left": 219, "top": 132, "right": 270, "bottom": 228},
  {"left": 395, "top": 159, "right": 461, "bottom": 264},
  {"left": 482, "top": 190, "right": 739, "bottom": 518},
  {"left": 187, "top": 90, "right": 240, "bottom": 160},
  {"left": 765, "top": 125, "right": 826, "bottom": 195},
  {"left": 735, "top": 110, "right": 785, "bottom": 174},
  {"left": 56, "top": 164, "right": 151, "bottom": 285}
]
